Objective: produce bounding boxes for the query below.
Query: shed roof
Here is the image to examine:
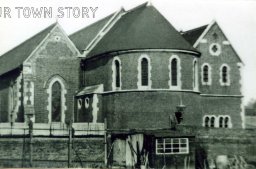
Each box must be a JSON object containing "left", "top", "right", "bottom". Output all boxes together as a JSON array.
[{"left": 0, "top": 23, "right": 56, "bottom": 76}]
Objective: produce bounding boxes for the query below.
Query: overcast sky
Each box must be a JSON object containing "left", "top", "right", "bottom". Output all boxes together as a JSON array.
[{"left": 0, "top": 0, "right": 255, "bottom": 104}]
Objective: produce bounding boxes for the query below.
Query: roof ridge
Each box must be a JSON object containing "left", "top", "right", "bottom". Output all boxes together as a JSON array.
[
  {"left": 183, "top": 24, "right": 208, "bottom": 34},
  {"left": 69, "top": 12, "right": 116, "bottom": 37},
  {"left": 125, "top": 2, "right": 148, "bottom": 13},
  {"left": 0, "top": 22, "right": 56, "bottom": 58}
]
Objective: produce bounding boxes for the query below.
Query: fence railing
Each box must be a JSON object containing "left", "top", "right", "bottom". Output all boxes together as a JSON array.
[{"left": 0, "top": 122, "right": 105, "bottom": 136}]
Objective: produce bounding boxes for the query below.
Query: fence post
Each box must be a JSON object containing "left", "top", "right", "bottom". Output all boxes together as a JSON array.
[
  {"left": 28, "top": 119, "right": 33, "bottom": 167},
  {"left": 68, "top": 123, "right": 72, "bottom": 168}
]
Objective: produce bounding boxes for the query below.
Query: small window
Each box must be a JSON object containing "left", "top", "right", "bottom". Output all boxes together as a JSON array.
[
  {"left": 210, "top": 117, "right": 215, "bottom": 128},
  {"left": 219, "top": 117, "right": 224, "bottom": 128},
  {"left": 204, "top": 116, "right": 210, "bottom": 127},
  {"left": 141, "top": 58, "right": 149, "bottom": 86},
  {"left": 156, "top": 138, "right": 189, "bottom": 155},
  {"left": 85, "top": 97, "right": 89, "bottom": 108},
  {"left": 78, "top": 99, "right": 82, "bottom": 110},
  {"left": 224, "top": 117, "right": 229, "bottom": 128}
]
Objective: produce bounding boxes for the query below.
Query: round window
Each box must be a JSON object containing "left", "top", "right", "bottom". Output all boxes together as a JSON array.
[{"left": 209, "top": 43, "right": 221, "bottom": 56}]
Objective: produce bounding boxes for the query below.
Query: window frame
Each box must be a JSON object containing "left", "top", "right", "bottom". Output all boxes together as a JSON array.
[
  {"left": 193, "top": 59, "right": 199, "bottom": 91},
  {"left": 46, "top": 76, "right": 67, "bottom": 123},
  {"left": 112, "top": 57, "right": 122, "bottom": 91},
  {"left": 169, "top": 55, "right": 181, "bottom": 90},
  {"left": 156, "top": 138, "right": 189, "bottom": 155},
  {"left": 201, "top": 63, "right": 212, "bottom": 86},
  {"left": 220, "top": 64, "right": 230, "bottom": 86},
  {"left": 137, "top": 54, "right": 152, "bottom": 90}
]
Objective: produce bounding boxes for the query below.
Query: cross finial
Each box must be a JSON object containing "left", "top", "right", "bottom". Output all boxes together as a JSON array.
[{"left": 147, "top": 0, "right": 152, "bottom": 6}]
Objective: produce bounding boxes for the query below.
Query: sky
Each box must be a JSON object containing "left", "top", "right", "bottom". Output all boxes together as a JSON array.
[{"left": 0, "top": 0, "right": 255, "bottom": 104}]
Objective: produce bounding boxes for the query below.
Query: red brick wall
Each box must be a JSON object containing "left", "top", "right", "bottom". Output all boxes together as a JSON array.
[
  {"left": 83, "top": 51, "right": 198, "bottom": 91},
  {"left": 0, "top": 137, "right": 105, "bottom": 168},
  {"left": 27, "top": 26, "right": 80, "bottom": 123},
  {"left": 197, "top": 24, "right": 242, "bottom": 95}
]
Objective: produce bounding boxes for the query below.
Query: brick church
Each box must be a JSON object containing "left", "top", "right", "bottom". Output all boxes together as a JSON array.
[{"left": 0, "top": 2, "right": 255, "bottom": 168}]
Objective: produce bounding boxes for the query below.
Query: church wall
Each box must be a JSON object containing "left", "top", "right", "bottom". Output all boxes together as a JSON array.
[
  {"left": 200, "top": 96, "right": 242, "bottom": 128},
  {"left": 197, "top": 24, "right": 242, "bottom": 96},
  {"left": 25, "top": 26, "right": 80, "bottom": 123},
  {"left": 83, "top": 51, "right": 198, "bottom": 92},
  {"left": 103, "top": 91, "right": 201, "bottom": 130}
]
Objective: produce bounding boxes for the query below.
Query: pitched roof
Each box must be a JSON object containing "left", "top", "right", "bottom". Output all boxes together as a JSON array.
[
  {"left": 69, "top": 13, "right": 115, "bottom": 53},
  {"left": 0, "top": 23, "right": 56, "bottom": 76},
  {"left": 181, "top": 25, "right": 208, "bottom": 45},
  {"left": 86, "top": 4, "right": 199, "bottom": 58}
]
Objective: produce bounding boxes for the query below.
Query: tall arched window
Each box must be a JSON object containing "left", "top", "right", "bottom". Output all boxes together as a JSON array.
[
  {"left": 51, "top": 81, "right": 62, "bottom": 122},
  {"left": 210, "top": 117, "right": 215, "bottom": 128},
  {"left": 219, "top": 117, "right": 224, "bottom": 128},
  {"left": 115, "top": 60, "right": 121, "bottom": 88},
  {"left": 193, "top": 60, "right": 198, "bottom": 91},
  {"left": 171, "top": 59, "right": 178, "bottom": 86},
  {"left": 112, "top": 57, "right": 122, "bottom": 90},
  {"left": 137, "top": 55, "right": 151, "bottom": 89},
  {"left": 46, "top": 76, "right": 67, "bottom": 123},
  {"left": 220, "top": 64, "right": 230, "bottom": 86},
  {"left": 141, "top": 58, "right": 149, "bottom": 86},
  {"left": 169, "top": 55, "right": 181, "bottom": 89}
]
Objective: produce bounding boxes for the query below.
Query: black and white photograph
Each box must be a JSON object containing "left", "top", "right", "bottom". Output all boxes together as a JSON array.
[{"left": 0, "top": 0, "right": 255, "bottom": 168}]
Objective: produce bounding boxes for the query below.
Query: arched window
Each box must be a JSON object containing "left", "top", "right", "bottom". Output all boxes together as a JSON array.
[
  {"left": 169, "top": 55, "right": 181, "bottom": 89},
  {"left": 201, "top": 63, "right": 212, "bottom": 85},
  {"left": 115, "top": 60, "right": 121, "bottom": 88},
  {"left": 222, "top": 66, "right": 227, "bottom": 83},
  {"left": 112, "top": 57, "right": 122, "bottom": 90},
  {"left": 220, "top": 64, "right": 230, "bottom": 86},
  {"left": 193, "top": 60, "right": 198, "bottom": 91},
  {"left": 224, "top": 117, "right": 229, "bottom": 128},
  {"left": 203, "top": 65, "right": 209, "bottom": 83},
  {"left": 210, "top": 117, "right": 215, "bottom": 128},
  {"left": 137, "top": 55, "right": 151, "bottom": 89},
  {"left": 51, "top": 81, "right": 62, "bottom": 122},
  {"left": 219, "top": 117, "right": 224, "bottom": 128},
  {"left": 141, "top": 58, "right": 149, "bottom": 86},
  {"left": 204, "top": 116, "right": 210, "bottom": 127},
  {"left": 171, "top": 59, "right": 178, "bottom": 86},
  {"left": 46, "top": 76, "right": 67, "bottom": 123}
]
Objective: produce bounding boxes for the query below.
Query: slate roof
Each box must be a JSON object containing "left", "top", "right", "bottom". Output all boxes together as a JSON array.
[
  {"left": 86, "top": 4, "right": 199, "bottom": 58},
  {"left": 182, "top": 25, "right": 208, "bottom": 45},
  {"left": 0, "top": 23, "right": 56, "bottom": 76},
  {"left": 69, "top": 13, "right": 115, "bottom": 53}
]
